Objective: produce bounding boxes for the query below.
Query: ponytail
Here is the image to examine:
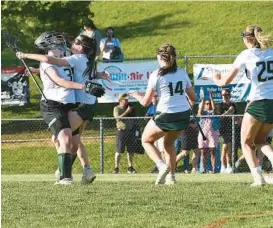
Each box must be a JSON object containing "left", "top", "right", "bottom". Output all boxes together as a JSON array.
[
  {"left": 244, "top": 25, "right": 272, "bottom": 49},
  {"left": 157, "top": 43, "right": 177, "bottom": 76},
  {"left": 77, "top": 35, "right": 97, "bottom": 79}
]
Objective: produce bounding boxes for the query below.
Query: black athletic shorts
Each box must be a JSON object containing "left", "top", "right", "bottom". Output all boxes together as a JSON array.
[
  {"left": 72, "top": 103, "right": 95, "bottom": 121},
  {"left": 116, "top": 129, "right": 135, "bottom": 154},
  {"left": 40, "top": 100, "right": 75, "bottom": 137}
]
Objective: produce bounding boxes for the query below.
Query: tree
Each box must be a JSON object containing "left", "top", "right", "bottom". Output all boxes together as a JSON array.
[{"left": 1, "top": 1, "right": 93, "bottom": 51}]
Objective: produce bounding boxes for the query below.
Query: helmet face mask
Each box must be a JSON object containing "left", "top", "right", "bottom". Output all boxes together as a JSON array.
[{"left": 34, "top": 31, "right": 69, "bottom": 56}]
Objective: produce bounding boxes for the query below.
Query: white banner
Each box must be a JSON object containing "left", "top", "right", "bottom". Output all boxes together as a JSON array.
[
  {"left": 97, "top": 61, "right": 158, "bottom": 103},
  {"left": 193, "top": 64, "right": 250, "bottom": 103}
]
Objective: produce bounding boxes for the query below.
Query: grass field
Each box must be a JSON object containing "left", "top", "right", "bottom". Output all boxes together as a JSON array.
[{"left": 2, "top": 174, "right": 273, "bottom": 228}]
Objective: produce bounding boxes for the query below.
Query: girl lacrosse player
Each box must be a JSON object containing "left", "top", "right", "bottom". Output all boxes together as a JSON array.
[
  {"left": 129, "top": 43, "right": 196, "bottom": 185},
  {"left": 17, "top": 34, "right": 109, "bottom": 185},
  {"left": 213, "top": 25, "right": 273, "bottom": 186},
  {"left": 23, "top": 32, "right": 91, "bottom": 185}
]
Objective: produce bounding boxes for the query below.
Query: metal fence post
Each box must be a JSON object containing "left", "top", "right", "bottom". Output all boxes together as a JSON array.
[
  {"left": 184, "top": 55, "right": 188, "bottom": 72},
  {"left": 99, "top": 118, "right": 104, "bottom": 174},
  {"left": 231, "top": 115, "right": 235, "bottom": 171}
]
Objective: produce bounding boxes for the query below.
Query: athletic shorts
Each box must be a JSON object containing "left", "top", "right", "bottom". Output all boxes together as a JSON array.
[
  {"left": 40, "top": 100, "right": 74, "bottom": 137},
  {"left": 153, "top": 110, "right": 190, "bottom": 132},
  {"left": 219, "top": 127, "right": 232, "bottom": 144},
  {"left": 116, "top": 129, "right": 135, "bottom": 154},
  {"left": 72, "top": 103, "right": 95, "bottom": 121},
  {"left": 246, "top": 99, "right": 273, "bottom": 124},
  {"left": 180, "top": 135, "right": 198, "bottom": 151}
]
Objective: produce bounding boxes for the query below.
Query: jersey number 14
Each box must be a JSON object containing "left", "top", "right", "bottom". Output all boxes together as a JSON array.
[{"left": 168, "top": 81, "right": 184, "bottom": 96}]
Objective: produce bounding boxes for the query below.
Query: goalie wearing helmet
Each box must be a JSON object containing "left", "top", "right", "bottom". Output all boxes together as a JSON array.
[{"left": 17, "top": 31, "right": 109, "bottom": 185}]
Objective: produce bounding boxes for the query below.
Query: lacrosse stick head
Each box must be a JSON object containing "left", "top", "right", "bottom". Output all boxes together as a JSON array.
[
  {"left": 2, "top": 32, "right": 19, "bottom": 53},
  {"left": 34, "top": 31, "right": 69, "bottom": 56}
]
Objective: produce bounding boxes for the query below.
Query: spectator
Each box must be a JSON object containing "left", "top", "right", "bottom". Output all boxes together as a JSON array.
[
  {"left": 176, "top": 119, "right": 200, "bottom": 173},
  {"left": 113, "top": 93, "right": 137, "bottom": 174},
  {"left": 145, "top": 94, "right": 158, "bottom": 117},
  {"left": 100, "top": 27, "right": 123, "bottom": 62},
  {"left": 218, "top": 88, "right": 237, "bottom": 174},
  {"left": 80, "top": 18, "right": 102, "bottom": 60},
  {"left": 197, "top": 89, "right": 219, "bottom": 173}
]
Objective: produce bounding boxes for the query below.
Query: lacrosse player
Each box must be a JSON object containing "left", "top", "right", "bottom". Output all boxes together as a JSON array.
[
  {"left": 18, "top": 31, "right": 101, "bottom": 185},
  {"left": 17, "top": 33, "right": 109, "bottom": 185},
  {"left": 213, "top": 25, "right": 273, "bottom": 187},
  {"left": 129, "top": 43, "right": 196, "bottom": 185}
]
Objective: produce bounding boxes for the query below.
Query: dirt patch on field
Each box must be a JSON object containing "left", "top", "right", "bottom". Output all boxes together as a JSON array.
[{"left": 203, "top": 210, "right": 273, "bottom": 228}]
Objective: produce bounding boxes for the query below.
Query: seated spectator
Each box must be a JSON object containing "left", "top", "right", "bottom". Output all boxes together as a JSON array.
[
  {"left": 113, "top": 93, "right": 137, "bottom": 174},
  {"left": 197, "top": 89, "right": 219, "bottom": 173},
  {"left": 176, "top": 119, "right": 200, "bottom": 173},
  {"left": 80, "top": 18, "right": 102, "bottom": 60},
  {"left": 100, "top": 27, "right": 124, "bottom": 62}
]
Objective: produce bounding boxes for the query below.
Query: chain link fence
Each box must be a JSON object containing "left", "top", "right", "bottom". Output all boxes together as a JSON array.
[
  {"left": 2, "top": 56, "right": 272, "bottom": 175},
  {"left": 2, "top": 115, "right": 272, "bottom": 175}
]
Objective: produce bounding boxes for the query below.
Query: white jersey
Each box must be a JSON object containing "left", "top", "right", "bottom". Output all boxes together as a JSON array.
[
  {"left": 233, "top": 48, "right": 273, "bottom": 101},
  {"left": 147, "top": 67, "right": 192, "bottom": 113},
  {"left": 64, "top": 54, "right": 96, "bottom": 104},
  {"left": 40, "top": 61, "right": 75, "bottom": 104}
]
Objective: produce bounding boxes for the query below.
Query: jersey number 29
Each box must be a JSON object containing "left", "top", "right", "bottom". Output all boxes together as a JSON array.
[
  {"left": 168, "top": 81, "right": 184, "bottom": 96},
  {"left": 256, "top": 61, "right": 273, "bottom": 82}
]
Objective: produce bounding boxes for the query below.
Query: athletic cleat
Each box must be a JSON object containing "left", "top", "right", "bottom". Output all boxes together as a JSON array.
[
  {"left": 55, "top": 178, "right": 73, "bottom": 185},
  {"left": 250, "top": 182, "right": 265, "bottom": 187},
  {"left": 112, "top": 167, "right": 119, "bottom": 174},
  {"left": 150, "top": 166, "right": 159, "bottom": 174},
  {"left": 155, "top": 164, "right": 169, "bottom": 185},
  {"left": 82, "top": 167, "right": 96, "bottom": 185},
  {"left": 55, "top": 169, "right": 61, "bottom": 183},
  {"left": 220, "top": 167, "right": 226, "bottom": 174},
  {"left": 263, "top": 176, "right": 273, "bottom": 185},
  {"left": 128, "top": 166, "right": 136, "bottom": 174},
  {"left": 225, "top": 167, "right": 233, "bottom": 174},
  {"left": 165, "top": 174, "right": 176, "bottom": 185}
]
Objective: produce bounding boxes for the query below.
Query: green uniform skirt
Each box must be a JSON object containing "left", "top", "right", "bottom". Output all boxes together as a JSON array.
[
  {"left": 153, "top": 110, "right": 191, "bottom": 132},
  {"left": 246, "top": 99, "right": 273, "bottom": 123}
]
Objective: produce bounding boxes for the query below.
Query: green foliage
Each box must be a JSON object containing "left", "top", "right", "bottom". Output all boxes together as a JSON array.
[
  {"left": 1, "top": 1, "right": 92, "bottom": 51},
  {"left": 2, "top": 175, "right": 273, "bottom": 227}
]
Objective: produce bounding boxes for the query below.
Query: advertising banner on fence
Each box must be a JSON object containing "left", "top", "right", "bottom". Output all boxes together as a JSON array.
[
  {"left": 97, "top": 61, "right": 158, "bottom": 103},
  {"left": 1, "top": 66, "right": 30, "bottom": 106},
  {"left": 193, "top": 64, "right": 250, "bottom": 103}
]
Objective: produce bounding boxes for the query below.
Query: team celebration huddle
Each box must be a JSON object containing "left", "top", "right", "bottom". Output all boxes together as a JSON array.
[{"left": 15, "top": 24, "right": 273, "bottom": 187}]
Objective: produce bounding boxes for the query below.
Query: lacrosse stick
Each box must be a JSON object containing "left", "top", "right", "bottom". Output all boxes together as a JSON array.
[
  {"left": 185, "top": 94, "right": 207, "bottom": 141},
  {"left": 3, "top": 32, "right": 48, "bottom": 102}
]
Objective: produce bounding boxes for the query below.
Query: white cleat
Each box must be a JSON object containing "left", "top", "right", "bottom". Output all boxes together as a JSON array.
[
  {"left": 220, "top": 167, "right": 226, "bottom": 174},
  {"left": 55, "top": 178, "right": 73, "bottom": 186},
  {"left": 165, "top": 174, "right": 176, "bottom": 185},
  {"left": 249, "top": 182, "right": 265, "bottom": 187},
  {"left": 225, "top": 167, "right": 234, "bottom": 174},
  {"left": 82, "top": 167, "right": 96, "bottom": 185},
  {"left": 55, "top": 169, "right": 73, "bottom": 183},
  {"left": 55, "top": 169, "right": 61, "bottom": 183},
  {"left": 263, "top": 176, "right": 273, "bottom": 185},
  {"left": 155, "top": 164, "right": 169, "bottom": 185}
]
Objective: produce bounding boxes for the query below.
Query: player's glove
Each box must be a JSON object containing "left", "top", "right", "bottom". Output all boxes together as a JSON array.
[{"left": 84, "top": 81, "right": 105, "bottom": 97}]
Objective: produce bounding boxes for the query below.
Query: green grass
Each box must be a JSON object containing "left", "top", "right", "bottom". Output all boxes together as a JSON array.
[
  {"left": 1, "top": 139, "right": 155, "bottom": 174},
  {"left": 2, "top": 174, "right": 273, "bottom": 228},
  {"left": 2, "top": 1, "right": 273, "bottom": 118}
]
